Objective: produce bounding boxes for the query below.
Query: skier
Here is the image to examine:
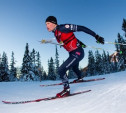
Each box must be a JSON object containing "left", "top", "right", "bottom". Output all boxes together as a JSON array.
[{"left": 45, "top": 16, "right": 104, "bottom": 97}]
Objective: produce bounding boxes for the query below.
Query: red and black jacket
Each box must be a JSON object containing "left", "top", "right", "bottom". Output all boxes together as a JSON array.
[{"left": 53, "top": 24, "right": 96, "bottom": 52}]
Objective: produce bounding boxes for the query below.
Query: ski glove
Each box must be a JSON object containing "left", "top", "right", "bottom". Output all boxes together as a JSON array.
[{"left": 95, "top": 35, "right": 104, "bottom": 44}]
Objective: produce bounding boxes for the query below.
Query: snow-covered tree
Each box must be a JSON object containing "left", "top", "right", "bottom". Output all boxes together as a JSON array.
[
  {"left": 116, "top": 33, "right": 126, "bottom": 71},
  {"left": 102, "top": 51, "right": 111, "bottom": 74},
  {"left": 30, "top": 49, "right": 36, "bottom": 66},
  {"left": 55, "top": 46, "right": 60, "bottom": 79},
  {"left": 36, "top": 52, "right": 41, "bottom": 68},
  {"left": 87, "top": 50, "right": 95, "bottom": 76},
  {"left": 34, "top": 51, "right": 42, "bottom": 81},
  {"left": 95, "top": 50, "right": 103, "bottom": 75},
  {"left": 30, "top": 49, "right": 39, "bottom": 81},
  {"left": 122, "top": 18, "right": 126, "bottom": 37},
  {"left": 0, "top": 54, "right": 2, "bottom": 81},
  {"left": 9, "top": 51, "right": 17, "bottom": 81},
  {"left": 21, "top": 43, "right": 34, "bottom": 81},
  {"left": 42, "top": 71, "right": 47, "bottom": 80},
  {"left": 0, "top": 52, "right": 9, "bottom": 82},
  {"left": 48, "top": 57, "right": 56, "bottom": 80},
  {"left": 106, "top": 52, "right": 111, "bottom": 73}
]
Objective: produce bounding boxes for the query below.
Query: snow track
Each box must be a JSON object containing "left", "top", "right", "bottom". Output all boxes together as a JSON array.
[{"left": 0, "top": 71, "right": 126, "bottom": 113}]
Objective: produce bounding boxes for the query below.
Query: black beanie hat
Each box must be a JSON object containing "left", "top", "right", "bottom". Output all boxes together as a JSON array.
[{"left": 45, "top": 16, "right": 57, "bottom": 24}]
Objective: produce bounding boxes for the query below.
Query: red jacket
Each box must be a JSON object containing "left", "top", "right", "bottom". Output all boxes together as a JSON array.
[{"left": 54, "top": 24, "right": 96, "bottom": 52}]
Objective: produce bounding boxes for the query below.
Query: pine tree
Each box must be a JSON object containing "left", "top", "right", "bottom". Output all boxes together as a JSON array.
[
  {"left": 87, "top": 50, "right": 95, "bottom": 76},
  {"left": 48, "top": 57, "right": 56, "bottom": 80},
  {"left": 35, "top": 52, "right": 43, "bottom": 81},
  {"left": 122, "top": 18, "right": 126, "bottom": 37},
  {"left": 47, "top": 60, "right": 50, "bottom": 80},
  {"left": 0, "top": 52, "right": 9, "bottom": 82},
  {"left": 30, "top": 49, "right": 39, "bottom": 81},
  {"left": 42, "top": 71, "right": 47, "bottom": 80},
  {"left": 21, "top": 43, "right": 34, "bottom": 81},
  {"left": 0, "top": 54, "right": 2, "bottom": 81},
  {"left": 31, "top": 49, "right": 36, "bottom": 66},
  {"left": 9, "top": 51, "right": 17, "bottom": 81},
  {"left": 116, "top": 33, "right": 126, "bottom": 70},
  {"left": 95, "top": 50, "right": 103, "bottom": 75},
  {"left": 0, "top": 54, "right": 1, "bottom": 62},
  {"left": 115, "top": 39, "right": 120, "bottom": 52},
  {"left": 102, "top": 51, "right": 111, "bottom": 74},
  {"left": 121, "top": 19, "right": 126, "bottom": 68},
  {"left": 36, "top": 52, "right": 41, "bottom": 68},
  {"left": 55, "top": 46, "right": 60, "bottom": 79},
  {"left": 106, "top": 52, "right": 111, "bottom": 73},
  {"left": 102, "top": 51, "right": 107, "bottom": 74}
]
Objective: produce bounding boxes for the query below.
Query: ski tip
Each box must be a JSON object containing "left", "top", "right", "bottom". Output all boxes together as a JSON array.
[
  {"left": 86, "top": 89, "right": 92, "bottom": 92},
  {"left": 102, "top": 78, "right": 105, "bottom": 80},
  {"left": 2, "top": 101, "right": 11, "bottom": 104},
  {"left": 94, "top": 77, "right": 105, "bottom": 80},
  {"left": 78, "top": 89, "right": 92, "bottom": 94}
]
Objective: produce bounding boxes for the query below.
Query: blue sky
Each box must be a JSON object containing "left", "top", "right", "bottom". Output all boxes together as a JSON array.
[{"left": 0, "top": 0, "right": 126, "bottom": 71}]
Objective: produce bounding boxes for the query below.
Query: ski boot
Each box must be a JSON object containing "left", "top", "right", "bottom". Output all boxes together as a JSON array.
[
  {"left": 73, "top": 78, "right": 83, "bottom": 83},
  {"left": 56, "top": 87, "right": 70, "bottom": 98}
]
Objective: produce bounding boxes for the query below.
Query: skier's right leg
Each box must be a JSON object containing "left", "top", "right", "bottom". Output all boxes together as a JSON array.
[
  {"left": 58, "top": 60, "right": 70, "bottom": 90},
  {"left": 56, "top": 54, "right": 79, "bottom": 97},
  {"left": 56, "top": 72, "right": 70, "bottom": 97}
]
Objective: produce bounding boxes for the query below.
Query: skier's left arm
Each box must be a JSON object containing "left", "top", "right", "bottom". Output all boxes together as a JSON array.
[
  {"left": 62, "top": 24, "right": 104, "bottom": 44},
  {"left": 76, "top": 25, "right": 104, "bottom": 44}
]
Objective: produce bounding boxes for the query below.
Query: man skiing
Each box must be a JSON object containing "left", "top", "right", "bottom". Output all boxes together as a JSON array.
[{"left": 45, "top": 16, "right": 104, "bottom": 98}]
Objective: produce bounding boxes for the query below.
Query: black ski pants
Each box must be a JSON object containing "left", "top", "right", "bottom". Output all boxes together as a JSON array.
[{"left": 58, "top": 47, "right": 84, "bottom": 88}]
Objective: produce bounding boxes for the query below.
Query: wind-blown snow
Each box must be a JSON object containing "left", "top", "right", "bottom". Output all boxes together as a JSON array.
[{"left": 0, "top": 71, "right": 126, "bottom": 113}]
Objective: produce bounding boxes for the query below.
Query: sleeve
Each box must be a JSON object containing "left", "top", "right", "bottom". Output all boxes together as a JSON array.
[
  {"left": 76, "top": 25, "right": 96, "bottom": 37},
  {"left": 58, "top": 24, "right": 96, "bottom": 37}
]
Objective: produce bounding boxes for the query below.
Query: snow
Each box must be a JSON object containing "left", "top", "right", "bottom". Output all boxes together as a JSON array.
[{"left": 0, "top": 71, "right": 126, "bottom": 113}]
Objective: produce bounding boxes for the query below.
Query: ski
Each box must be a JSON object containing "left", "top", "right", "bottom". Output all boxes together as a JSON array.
[
  {"left": 40, "top": 77, "right": 105, "bottom": 87},
  {"left": 2, "top": 90, "right": 91, "bottom": 104}
]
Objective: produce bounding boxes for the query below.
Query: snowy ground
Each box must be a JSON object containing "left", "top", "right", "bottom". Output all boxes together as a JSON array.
[{"left": 0, "top": 71, "right": 126, "bottom": 113}]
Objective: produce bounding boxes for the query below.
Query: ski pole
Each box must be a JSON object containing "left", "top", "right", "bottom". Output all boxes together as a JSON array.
[
  {"left": 86, "top": 45, "right": 120, "bottom": 53},
  {"left": 38, "top": 40, "right": 64, "bottom": 46},
  {"left": 41, "top": 38, "right": 126, "bottom": 46},
  {"left": 105, "top": 41, "right": 126, "bottom": 46},
  {"left": 39, "top": 39, "right": 124, "bottom": 54},
  {"left": 87, "top": 45, "right": 123, "bottom": 54}
]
